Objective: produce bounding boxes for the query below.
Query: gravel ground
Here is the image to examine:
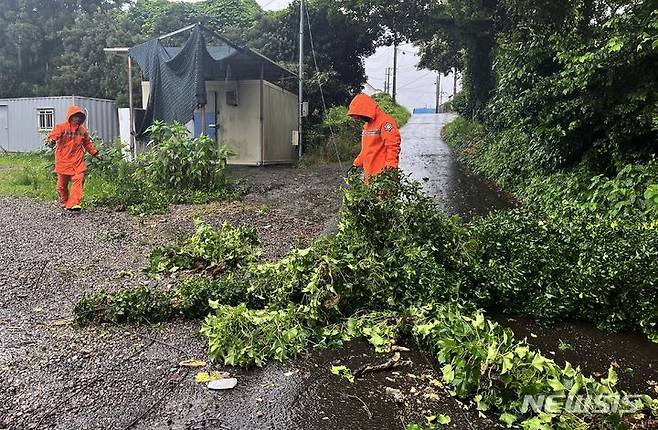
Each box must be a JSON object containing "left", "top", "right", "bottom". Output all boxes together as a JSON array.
[{"left": 0, "top": 164, "right": 340, "bottom": 429}]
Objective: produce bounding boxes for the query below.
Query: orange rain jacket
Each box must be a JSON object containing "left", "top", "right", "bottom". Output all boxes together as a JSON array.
[
  {"left": 47, "top": 106, "right": 98, "bottom": 175},
  {"left": 348, "top": 94, "right": 401, "bottom": 178}
]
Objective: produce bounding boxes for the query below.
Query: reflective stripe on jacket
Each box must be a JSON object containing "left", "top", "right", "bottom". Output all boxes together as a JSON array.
[{"left": 348, "top": 94, "right": 401, "bottom": 178}]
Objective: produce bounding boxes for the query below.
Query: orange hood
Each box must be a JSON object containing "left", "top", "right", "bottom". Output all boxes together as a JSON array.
[
  {"left": 66, "top": 105, "right": 86, "bottom": 123},
  {"left": 348, "top": 94, "right": 380, "bottom": 121}
]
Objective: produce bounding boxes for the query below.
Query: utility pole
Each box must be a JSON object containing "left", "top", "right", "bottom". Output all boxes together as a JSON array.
[
  {"left": 392, "top": 42, "right": 398, "bottom": 103},
  {"left": 453, "top": 67, "right": 458, "bottom": 98},
  {"left": 127, "top": 56, "right": 135, "bottom": 159},
  {"left": 435, "top": 74, "right": 440, "bottom": 114},
  {"left": 298, "top": 0, "right": 304, "bottom": 158},
  {"left": 384, "top": 67, "right": 391, "bottom": 94}
]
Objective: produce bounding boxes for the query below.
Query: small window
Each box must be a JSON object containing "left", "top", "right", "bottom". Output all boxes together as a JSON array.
[
  {"left": 226, "top": 90, "right": 238, "bottom": 107},
  {"left": 37, "top": 108, "right": 55, "bottom": 131}
]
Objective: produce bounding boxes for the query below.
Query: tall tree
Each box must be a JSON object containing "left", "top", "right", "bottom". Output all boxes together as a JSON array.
[
  {"left": 246, "top": 0, "right": 379, "bottom": 123},
  {"left": 0, "top": 0, "right": 263, "bottom": 101},
  {"left": 49, "top": 8, "right": 135, "bottom": 104},
  {"left": 0, "top": 0, "right": 126, "bottom": 98}
]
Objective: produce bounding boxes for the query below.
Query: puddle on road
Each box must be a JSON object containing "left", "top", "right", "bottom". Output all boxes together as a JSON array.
[{"left": 400, "top": 114, "right": 512, "bottom": 220}]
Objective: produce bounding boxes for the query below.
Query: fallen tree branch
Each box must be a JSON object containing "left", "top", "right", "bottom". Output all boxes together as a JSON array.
[
  {"left": 340, "top": 392, "right": 373, "bottom": 419},
  {"left": 354, "top": 352, "right": 406, "bottom": 378}
]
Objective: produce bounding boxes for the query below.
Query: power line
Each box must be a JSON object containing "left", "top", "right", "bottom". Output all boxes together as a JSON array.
[
  {"left": 304, "top": 0, "right": 344, "bottom": 168},
  {"left": 259, "top": 0, "right": 281, "bottom": 9},
  {"left": 395, "top": 72, "right": 434, "bottom": 90}
]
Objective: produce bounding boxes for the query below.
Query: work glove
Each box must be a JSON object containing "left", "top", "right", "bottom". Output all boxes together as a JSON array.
[
  {"left": 383, "top": 166, "right": 399, "bottom": 174},
  {"left": 383, "top": 166, "right": 401, "bottom": 182},
  {"left": 346, "top": 165, "right": 363, "bottom": 176}
]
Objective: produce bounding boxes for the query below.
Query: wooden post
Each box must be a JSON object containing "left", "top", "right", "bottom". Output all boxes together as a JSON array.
[
  {"left": 128, "top": 55, "right": 135, "bottom": 160},
  {"left": 200, "top": 104, "right": 206, "bottom": 135},
  {"left": 260, "top": 62, "right": 265, "bottom": 165}
]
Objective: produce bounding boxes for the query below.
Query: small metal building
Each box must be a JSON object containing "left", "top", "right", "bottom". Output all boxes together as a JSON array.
[{"left": 0, "top": 96, "right": 119, "bottom": 152}]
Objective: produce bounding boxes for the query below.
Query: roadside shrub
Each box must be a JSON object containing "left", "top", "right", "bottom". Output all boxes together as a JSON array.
[
  {"left": 450, "top": 90, "right": 469, "bottom": 117},
  {"left": 142, "top": 121, "right": 232, "bottom": 190},
  {"left": 372, "top": 93, "right": 411, "bottom": 126},
  {"left": 414, "top": 303, "right": 658, "bottom": 430},
  {"left": 583, "top": 161, "right": 658, "bottom": 220},
  {"left": 86, "top": 122, "right": 239, "bottom": 215},
  {"left": 302, "top": 105, "right": 362, "bottom": 165},
  {"left": 467, "top": 209, "right": 658, "bottom": 336},
  {"left": 444, "top": 117, "right": 658, "bottom": 222},
  {"left": 148, "top": 220, "right": 261, "bottom": 276}
]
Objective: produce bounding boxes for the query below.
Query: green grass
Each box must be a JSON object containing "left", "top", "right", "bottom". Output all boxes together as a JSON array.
[
  {"left": 0, "top": 153, "right": 119, "bottom": 205},
  {"left": 0, "top": 153, "right": 55, "bottom": 200}
]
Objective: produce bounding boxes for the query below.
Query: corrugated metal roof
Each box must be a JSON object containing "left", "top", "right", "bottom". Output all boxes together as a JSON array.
[{"left": 0, "top": 96, "right": 116, "bottom": 103}]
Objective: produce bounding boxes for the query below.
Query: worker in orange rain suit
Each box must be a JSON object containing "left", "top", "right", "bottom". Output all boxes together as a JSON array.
[
  {"left": 347, "top": 93, "right": 402, "bottom": 182},
  {"left": 47, "top": 106, "right": 103, "bottom": 211}
]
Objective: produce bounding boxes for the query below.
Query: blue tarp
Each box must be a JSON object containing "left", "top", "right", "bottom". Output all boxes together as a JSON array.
[{"left": 413, "top": 108, "right": 437, "bottom": 114}]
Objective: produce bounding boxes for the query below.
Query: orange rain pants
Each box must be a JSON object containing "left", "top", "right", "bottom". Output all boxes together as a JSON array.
[{"left": 56, "top": 173, "right": 85, "bottom": 208}]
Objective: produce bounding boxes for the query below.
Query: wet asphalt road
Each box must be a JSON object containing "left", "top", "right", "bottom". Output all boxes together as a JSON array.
[{"left": 399, "top": 113, "right": 511, "bottom": 219}]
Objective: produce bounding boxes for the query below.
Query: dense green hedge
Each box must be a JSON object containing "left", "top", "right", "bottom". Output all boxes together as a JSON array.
[
  {"left": 443, "top": 117, "right": 658, "bottom": 220},
  {"left": 442, "top": 116, "right": 658, "bottom": 340}
]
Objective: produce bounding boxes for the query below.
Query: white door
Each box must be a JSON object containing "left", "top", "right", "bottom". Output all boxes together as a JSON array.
[{"left": 0, "top": 105, "right": 8, "bottom": 152}]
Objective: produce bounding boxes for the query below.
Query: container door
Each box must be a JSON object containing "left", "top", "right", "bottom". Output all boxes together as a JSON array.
[
  {"left": 0, "top": 105, "right": 8, "bottom": 152},
  {"left": 194, "top": 111, "right": 217, "bottom": 141}
]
